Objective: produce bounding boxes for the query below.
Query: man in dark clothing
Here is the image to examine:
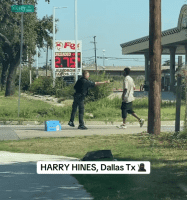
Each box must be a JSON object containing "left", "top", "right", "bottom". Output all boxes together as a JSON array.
[{"left": 68, "top": 71, "right": 110, "bottom": 130}]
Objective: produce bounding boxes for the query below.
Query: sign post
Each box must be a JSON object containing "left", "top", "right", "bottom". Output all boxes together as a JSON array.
[{"left": 11, "top": 3, "right": 34, "bottom": 118}]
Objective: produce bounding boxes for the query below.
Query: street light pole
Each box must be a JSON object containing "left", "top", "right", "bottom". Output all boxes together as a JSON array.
[
  {"left": 75, "top": 0, "right": 78, "bottom": 82},
  {"left": 52, "top": 7, "right": 56, "bottom": 87},
  {"left": 52, "top": 6, "right": 67, "bottom": 87}
]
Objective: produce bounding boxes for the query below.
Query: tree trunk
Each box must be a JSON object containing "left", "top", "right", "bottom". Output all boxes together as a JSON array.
[
  {"left": 5, "top": 60, "right": 19, "bottom": 97},
  {"left": 4, "top": 42, "right": 25, "bottom": 97},
  {"left": 1, "top": 60, "right": 9, "bottom": 91}
]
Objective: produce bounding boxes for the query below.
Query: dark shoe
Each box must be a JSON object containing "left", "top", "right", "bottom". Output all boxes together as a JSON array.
[
  {"left": 68, "top": 121, "right": 75, "bottom": 127},
  {"left": 78, "top": 125, "right": 88, "bottom": 130}
]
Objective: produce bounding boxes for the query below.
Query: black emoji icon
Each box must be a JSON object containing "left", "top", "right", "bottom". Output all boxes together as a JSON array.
[{"left": 138, "top": 163, "right": 146, "bottom": 172}]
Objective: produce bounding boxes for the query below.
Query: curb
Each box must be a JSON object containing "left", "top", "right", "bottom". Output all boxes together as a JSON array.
[{"left": 0, "top": 121, "right": 184, "bottom": 126}]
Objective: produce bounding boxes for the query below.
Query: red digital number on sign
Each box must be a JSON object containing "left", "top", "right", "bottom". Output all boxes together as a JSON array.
[{"left": 55, "top": 53, "right": 81, "bottom": 68}]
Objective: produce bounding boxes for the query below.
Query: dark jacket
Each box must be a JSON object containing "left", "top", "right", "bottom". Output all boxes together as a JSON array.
[{"left": 74, "top": 77, "right": 95, "bottom": 97}]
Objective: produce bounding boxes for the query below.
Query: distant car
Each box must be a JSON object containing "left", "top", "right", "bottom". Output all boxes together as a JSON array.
[{"left": 63, "top": 76, "right": 75, "bottom": 86}]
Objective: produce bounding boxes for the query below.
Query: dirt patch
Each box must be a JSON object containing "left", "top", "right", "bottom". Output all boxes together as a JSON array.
[{"left": 21, "top": 93, "right": 73, "bottom": 107}]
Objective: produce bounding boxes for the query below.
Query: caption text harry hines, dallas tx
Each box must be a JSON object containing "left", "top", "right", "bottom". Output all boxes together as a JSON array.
[{"left": 37, "top": 161, "right": 150, "bottom": 174}]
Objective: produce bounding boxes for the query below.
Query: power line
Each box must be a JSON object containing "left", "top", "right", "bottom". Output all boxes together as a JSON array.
[{"left": 83, "top": 57, "right": 141, "bottom": 59}]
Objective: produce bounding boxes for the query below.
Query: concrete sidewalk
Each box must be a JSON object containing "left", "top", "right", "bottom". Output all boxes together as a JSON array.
[
  {"left": 0, "top": 151, "right": 80, "bottom": 165},
  {"left": 0, "top": 121, "right": 184, "bottom": 141},
  {"left": 0, "top": 152, "right": 94, "bottom": 200}
]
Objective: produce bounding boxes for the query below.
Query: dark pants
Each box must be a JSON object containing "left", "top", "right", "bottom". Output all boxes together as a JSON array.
[
  {"left": 121, "top": 102, "right": 135, "bottom": 119},
  {"left": 70, "top": 94, "right": 85, "bottom": 126}
]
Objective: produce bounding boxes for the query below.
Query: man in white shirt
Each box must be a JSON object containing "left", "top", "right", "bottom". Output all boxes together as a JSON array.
[{"left": 117, "top": 68, "right": 144, "bottom": 129}]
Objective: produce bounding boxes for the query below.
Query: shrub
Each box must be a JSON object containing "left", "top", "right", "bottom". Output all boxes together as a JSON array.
[
  {"left": 111, "top": 75, "right": 124, "bottom": 81},
  {"left": 55, "top": 83, "right": 75, "bottom": 99},
  {"left": 54, "top": 77, "right": 67, "bottom": 98},
  {"left": 133, "top": 75, "right": 145, "bottom": 86},
  {"left": 15, "top": 66, "right": 37, "bottom": 91},
  {"left": 29, "top": 76, "right": 55, "bottom": 95},
  {"left": 54, "top": 72, "right": 114, "bottom": 101},
  {"left": 55, "top": 77, "right": 67, "bottom": 89},
  {"left": 85, "top": 72, "right": 114, "bottom": 103}
]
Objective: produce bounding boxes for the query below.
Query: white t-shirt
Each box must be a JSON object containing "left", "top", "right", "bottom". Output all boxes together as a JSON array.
[{"left": 122, "top": 75, "right": 135, "bottom": 103}]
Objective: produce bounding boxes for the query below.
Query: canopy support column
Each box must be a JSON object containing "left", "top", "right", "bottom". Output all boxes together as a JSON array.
[{"left": 169, "top": 47, "right": 176, "bottom": 92}]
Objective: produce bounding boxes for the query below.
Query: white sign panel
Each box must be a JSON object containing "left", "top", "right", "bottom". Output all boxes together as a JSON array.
[
  {"left": 37, "top": 161, "right": 151, "bottom": 174},
  {"left": 55, "top": 40, "right": 82, "bottom": 52},
  {"left": 55, "top": 40, "right": 82, "bottom": 77}
]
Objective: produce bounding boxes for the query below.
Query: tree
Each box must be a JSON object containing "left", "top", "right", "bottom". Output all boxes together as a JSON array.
[{"left": 0, "top": 0, "right": 58, "bottom": 96}]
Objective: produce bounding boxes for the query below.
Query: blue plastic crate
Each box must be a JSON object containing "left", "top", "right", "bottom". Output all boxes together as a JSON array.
[{"left": 45, "top": 120, "right": 61, "bottom": 132}]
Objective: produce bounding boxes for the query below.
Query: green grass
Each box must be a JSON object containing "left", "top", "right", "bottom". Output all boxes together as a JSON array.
[
  {"left": 85, "top": 96, "right": 186, "bottom": 122},
  {"left": 0, "top": 90, "right": 185, "bottom": 123},
  {"left": 0, "top": 132, "right": 187, "bottom": 200},
  {"left": 0, "top": 90, "right": 72, "bottom": 122}
]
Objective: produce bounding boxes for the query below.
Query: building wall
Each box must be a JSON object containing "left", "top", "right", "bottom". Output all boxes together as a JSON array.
[
  {"left": 88, "top": 70, "right": 145, "bottom": 76},
  {"left": 87, "top": 69, "right": 170, "bottom": 77}
]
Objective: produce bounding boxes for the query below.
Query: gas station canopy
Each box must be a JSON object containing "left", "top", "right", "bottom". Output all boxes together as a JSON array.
[{"left": 120, "top": 4, "right": 187, "bottom": 55}]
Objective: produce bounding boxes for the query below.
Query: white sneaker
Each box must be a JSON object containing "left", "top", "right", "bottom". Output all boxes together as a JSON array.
[
  {"left": 116, "top": 124, "right": 127, "bottom": 129},
  {"left": 139, "top": 119, "right": 145, "bottom": 127}
]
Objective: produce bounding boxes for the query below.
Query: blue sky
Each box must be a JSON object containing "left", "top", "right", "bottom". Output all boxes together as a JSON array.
[{"left": 34, "top": 0, "right": 187, "bottom": 67}]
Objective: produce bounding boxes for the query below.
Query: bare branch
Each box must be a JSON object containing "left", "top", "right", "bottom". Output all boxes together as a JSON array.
[{"left": 0, "top": 33, "right": 11, "bottom": 46}]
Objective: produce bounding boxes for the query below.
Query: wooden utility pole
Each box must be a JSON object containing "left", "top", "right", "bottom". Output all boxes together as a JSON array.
[
  {"left": 175, "top": 56, "right": 182, "bottom": 132},
  {"left": 93, "top": 36, "right": 97, "bottom": 68},
  {"left": 148, "top": 0, "right": 161, "bottom": 135},
  {"left": 91, "top": 36, "right": 97, "bottom": 74}
]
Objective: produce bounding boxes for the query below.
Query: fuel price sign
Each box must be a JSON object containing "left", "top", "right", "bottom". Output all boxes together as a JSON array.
[
  {"left": 55, "top": 40, "right": 82, "bottom": 77},
  {"left": 55, "top": 52, "right": 81, "bottom": 68}
]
